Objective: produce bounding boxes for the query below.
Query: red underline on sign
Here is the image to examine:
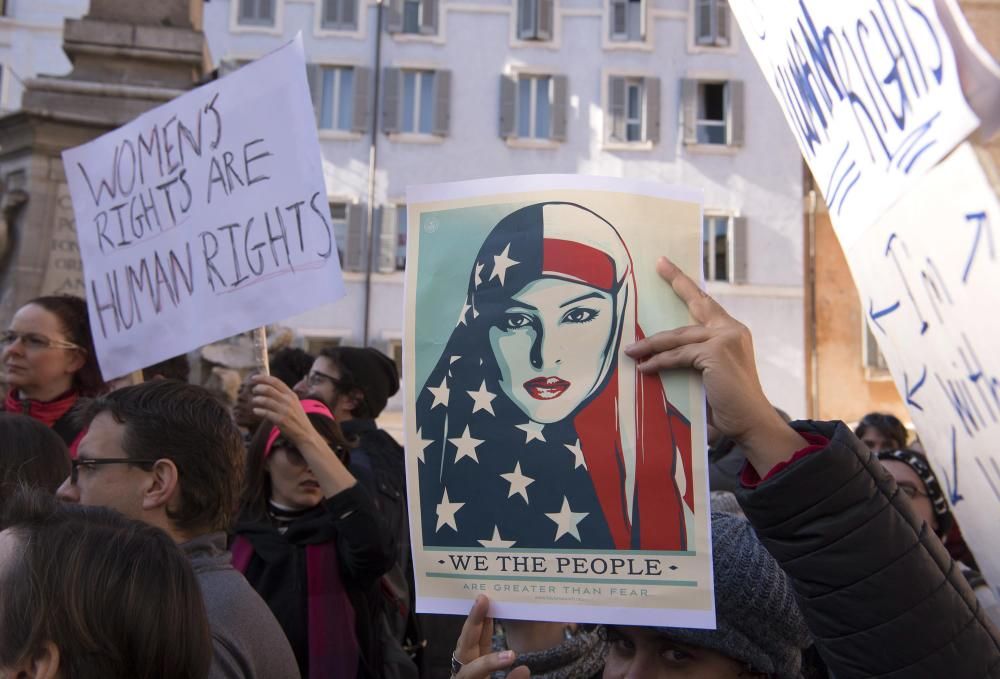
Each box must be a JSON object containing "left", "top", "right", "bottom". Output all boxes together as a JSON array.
[{"left": 215, "top": 259, "right": 329, "bottom": 295}]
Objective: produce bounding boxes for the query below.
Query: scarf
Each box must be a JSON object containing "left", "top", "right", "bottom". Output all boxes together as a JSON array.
[
  {"left": 491, "top": 625, "right": 607, "bottom": 679},
  {"left": 231, "top": 522, "right": 360, "bottom": 679},
  {"left": 4, "top": 388, "right": 84, "bottom": 456}
]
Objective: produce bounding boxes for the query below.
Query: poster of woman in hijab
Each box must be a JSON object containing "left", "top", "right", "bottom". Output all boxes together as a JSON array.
[{"left": 405, "top": 176, "right": 713, "bottom": 627}]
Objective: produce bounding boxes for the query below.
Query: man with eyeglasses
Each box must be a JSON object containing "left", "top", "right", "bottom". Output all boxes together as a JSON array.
[{"left": 56, "top": 379, "right": 301, "bottom": 679}]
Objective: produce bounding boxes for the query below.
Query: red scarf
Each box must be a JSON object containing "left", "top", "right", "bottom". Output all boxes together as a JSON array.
[
  {"left": 4, "top": 389, "right": 84, "bottom": 457},
  {"left": 231, "top": 537, "right": 359, "bottom": 679}
]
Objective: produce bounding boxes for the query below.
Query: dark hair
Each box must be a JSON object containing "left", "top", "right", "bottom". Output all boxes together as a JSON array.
[
  {"left": 0, "top": 414, "right": 71, "bottom": 507},
  {"left": 77, "top": 380, "right": 244, "bottom": 534},
  {"left": 242, "top": 410, "right": 353, "bottom": 520},
  {"left": 854, "top": 412, "right": 908, "bottom": 449},
  {"left": 269, "top": 348, "right": 314, "bottom": 389},
  {"left": 143, "top": 354, "right": 191, "bottom": 383},
  {"left": 25, "top": 295, "right": 104, "bottom": 396},
  {"left": 0, "top": 489, "right": 212, "bottom": 679},
  {"left": 317, "top": 348, "right": 370, "bottom": 418}
]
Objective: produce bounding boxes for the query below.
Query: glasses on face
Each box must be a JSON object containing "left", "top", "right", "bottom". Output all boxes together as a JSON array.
[
  {"left": 0, "top": 330, "right": 82, "bottom": 352},
  {"left": 70, "top": 458, "right": 158, "bottom": 484},
  {"left": 305, "top": 370, "right": 349, "bottom": 391},
  {"left": 898, "top": 482, "right": 929, "bottom": 500}
]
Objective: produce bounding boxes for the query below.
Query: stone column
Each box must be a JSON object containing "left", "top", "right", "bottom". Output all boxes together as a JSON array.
[{"left": 0, "top": 0, "right": 206, "bottom": 327}]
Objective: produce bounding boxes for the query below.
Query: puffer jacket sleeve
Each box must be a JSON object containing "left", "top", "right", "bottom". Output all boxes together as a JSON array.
[
  {"left": 323, "top": 482, "right": 397, "bottom": 589},
  {"left": 734, "top": 420, "right": 1000, "bottom": 679}
]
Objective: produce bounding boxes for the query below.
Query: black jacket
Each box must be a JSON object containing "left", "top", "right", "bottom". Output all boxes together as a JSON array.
[
  {"left": 234, "top": 484, "right": 395, "bottom": 679},
  {"left": 736, "top": 421, "right": 1000, "bottom": 678}
]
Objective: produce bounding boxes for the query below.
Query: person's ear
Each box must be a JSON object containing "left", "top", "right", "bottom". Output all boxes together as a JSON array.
[
  {"left": 11, "top": 640, "right": 61, "bottom": 679},
  {"left": 347, "top": 388, "right": 365, "bottom": 410},
  {"left": 142, "top": 458, "right": 181, "bottom": 513},
  {"left": 65, "top": 348, "right": 87, "bottom": 375}
]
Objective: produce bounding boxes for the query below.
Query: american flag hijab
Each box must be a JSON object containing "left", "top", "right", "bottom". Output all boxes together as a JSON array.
[{"left": 416, "top": 202, "right": 693, "bottom": 551}]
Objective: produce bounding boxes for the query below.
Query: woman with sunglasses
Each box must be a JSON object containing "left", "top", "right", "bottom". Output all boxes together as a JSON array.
[
  {"left": 1, "top": 296, "right": 104, "bottom": 454},
  {"left": 233, "top": 374, "right": 395, "bottom": 679}
]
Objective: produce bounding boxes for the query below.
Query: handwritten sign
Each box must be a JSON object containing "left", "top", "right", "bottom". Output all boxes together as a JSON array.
[
  {"left": 846, "top": 143, "right": 1000, "bottom": 591},
  {"left": 728, "top": 0, "right": 979, "bottom": 247},
  {"left": 62, "top": 38, "right": 344, "bottom": 379}
]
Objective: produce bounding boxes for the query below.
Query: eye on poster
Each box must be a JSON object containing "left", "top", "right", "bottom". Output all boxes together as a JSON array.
[{"left": 404, "top": 175, "right": 714, "bottom": 628}]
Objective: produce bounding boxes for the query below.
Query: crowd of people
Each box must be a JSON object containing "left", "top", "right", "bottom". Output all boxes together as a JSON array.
[{"left": 1, "top": 256, "right": 999, "bottom": 678}]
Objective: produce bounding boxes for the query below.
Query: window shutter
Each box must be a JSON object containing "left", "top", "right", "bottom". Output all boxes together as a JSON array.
[
  {"left": 499, "top": 75, "right": 517, "bottom": 139},
  {"left": 681, "top": 78, "right": 698, "bottom": 144},
  {"left": 342, "top": 0, "right": 358, "bottom": 29},
  {"left": 638, "top": 0, "right": 647, "bottom": 40},
  {"left": 346, "top": 204, "right": 367, "bottom": 272},
  {"left": 352, "top": 67, "right": 371, "bottom": 133},
  {"left": 432, "top": 70, "right": 451, "bottom": 136},
  {"left": 518, "top": 0, "right": 534, "bottom": 38},
  {"left": 644, "top": 76, "right": 660, "bottom": 143},
  {"left": 378, "top": 205, "right": 398, "bottom": 273},
  {"left": 306, "top": 64, "right": 323, "bottom": 124},
  {"left": 729, "top": 79, "right": 745, "bottom": 146},
  {"left": 322, "top": 0, "right": 337, "bottom": 26},
  {"left": 608, "top": 76, "right": 626, "bottom": 141},
  {"left": 551, "top": 75, "right": 568, "bottom": 141},
  {"left": 537, "top": 0, "right": 554, "bottom": 40},
  {"left": 731, "top": 216, "right": 748, "bottom": 284},
  {"left": 716, "top": 0, "right": 730, "bottom": 45},
  {"left": 385, "top": 0, "right": 403, "bottom": 32},
  {"left": 382, "top": 67, "right": 401, "bottom": 133},
  {"left": 610, "top": 0, "right": 627, "bottom": 38},
  {"left": 420, "top": 0, "right": 438, "bottom": 34}
]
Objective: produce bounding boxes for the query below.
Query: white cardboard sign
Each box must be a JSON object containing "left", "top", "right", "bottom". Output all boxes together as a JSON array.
[
  {"left": 728, "top": 0, "right": 980, "bottom": 248},
  {"left": 62, "top": 37, "right": 344, "bottom": 379},
  {"left": 847, "top": 143, "right": 1000, "bottom": 590}
]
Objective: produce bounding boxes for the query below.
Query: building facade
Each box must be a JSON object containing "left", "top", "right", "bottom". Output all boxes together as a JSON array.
[
  {"left": 0, "top": 0, "right": 88, "bottom": 113},
  {"left": 210, "top": 0, "right": 805, "bottom": 416}
]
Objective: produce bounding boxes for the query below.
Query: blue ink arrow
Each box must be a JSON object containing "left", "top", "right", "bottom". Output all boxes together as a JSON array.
[
  {"left": 868, "top": 298, "right": 900, "bottom": 334},
  {"left": 904, "top": 367, "right": 927, "bottom": 411}
]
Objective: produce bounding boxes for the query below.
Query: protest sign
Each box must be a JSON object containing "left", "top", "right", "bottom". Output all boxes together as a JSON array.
[
  {"left": 404, "top": 175, "right": 714, "bottom": 627},
  {"left": 62, "top": 37, "right": 344, "bottom": 379},
  {"left": 727, "top": 0, "right": 979, "bottom": 248},
  {"left": 846, "top": 142, "right": 1000, "bottom": 590}
]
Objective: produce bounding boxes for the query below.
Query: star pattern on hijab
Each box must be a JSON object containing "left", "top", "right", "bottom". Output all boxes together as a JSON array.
[{"left": 490, "top": 243, "right": 519, "bottom": 286}]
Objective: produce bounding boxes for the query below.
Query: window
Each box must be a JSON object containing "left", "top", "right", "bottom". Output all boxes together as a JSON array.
[
  {"left": 701, "top": 214, "right": 747, "bottom": 283},
  {"left": 863, "top": 323, "right": 890, "bottom": 373},
  {"left": 0, "top": 1, "right": 9, "bottom": 17},
  {"left": 374, "top": 204, "right": 407, "bottom": 273},
  {"left": 610, "top": 0, "right": 644, "bottom": 41},
  {"left": 238, "top": 0, "right": 275, "bottom": 26},
  {"left": 329, "top": 202, "right": 349, "bottom": 266},
  {"left": 387, "top": 0, "right": 438, "bottom": 34},
  {"left": 387, "top": 338, "right": 403, "bottom": 377},
  {"left": 307, "top": 65, "right": 370, "bottom": 133},
  {"left": 402, "top": 71, "right": 434, "bottom": 134},
  {"left": 500, "top": 74, "right": 567, "bottom": 142},
  {"left": 303, "top": 335, "right": 344, "bottom": 355},
  {"left": 518, "top": 0, "right": 554, "bottom": 40},
  {"left": 329, "top": 202, "right": 368, "bottom": 272},
  {"left": 607, "top": 75, "right": 660, "bottom": 144},
  {"left": 695, "top": 0, "right": 730, "bottom": 46},
  {"left": 320, "top": 67, "right": 354, "bottom": 130},
  {"left": 322, "top": 0, "right": 358, "bottom": 30},
  {"left": 682, "top": 78, "right": 744, "bottom": 146},
  {"left": 382, "top": 68, "right": 451, "bottom": 137}
]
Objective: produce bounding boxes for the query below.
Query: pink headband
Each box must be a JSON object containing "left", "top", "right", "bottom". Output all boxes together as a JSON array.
[{"left": 263, "top": 399, "right": 335, "bottom": 458}]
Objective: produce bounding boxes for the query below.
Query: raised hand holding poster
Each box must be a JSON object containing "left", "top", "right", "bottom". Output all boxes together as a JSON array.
[
  {"left": 405, "top": 175, "right": 713, "bottom": 627},
  {"left": 62, "top": 37, "right": 344, "bottom": 379}
]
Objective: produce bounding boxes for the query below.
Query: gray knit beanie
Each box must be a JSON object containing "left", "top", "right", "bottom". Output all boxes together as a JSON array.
[{"left": 657, "top": 512, "right": 812, "bottom": 679}]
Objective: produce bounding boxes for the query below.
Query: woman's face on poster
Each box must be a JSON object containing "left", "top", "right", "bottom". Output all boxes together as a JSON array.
[{"left": 489, "top": 277, "right": 615, "bottom": 423}]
